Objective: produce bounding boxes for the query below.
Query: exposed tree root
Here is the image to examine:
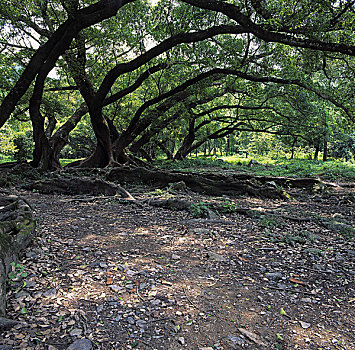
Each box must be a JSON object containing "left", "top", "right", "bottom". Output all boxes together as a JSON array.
[
  {"left": 143, "top": 197, "right": 354, "bottom": 237},
  {"left": 0, "top": 197, "right": 35, "bottom": 317},
  {"left": 107, "top": 166, "right": 287, "bottom": 199},
  {"left": 23, "top": 175, "right": 134, "bottom": 199}
]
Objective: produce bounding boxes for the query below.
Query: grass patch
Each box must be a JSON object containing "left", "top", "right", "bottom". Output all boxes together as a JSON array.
[
  {"left": 59, "top": 158, "right": 83, "bottom": 167},
  {"left": 224, "top": 156, "right": 355, "bottom": 181},
  {"left": 0, "top": 155, "right": 15, "bottom": 163},
  {"left": 155, "top": 156, "right": 355, "bottom": 181}
]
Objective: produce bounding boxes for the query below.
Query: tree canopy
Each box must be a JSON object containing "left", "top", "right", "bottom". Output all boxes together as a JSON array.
[{"left": 0, "top": 0, "right": 354, "bottom": 168}]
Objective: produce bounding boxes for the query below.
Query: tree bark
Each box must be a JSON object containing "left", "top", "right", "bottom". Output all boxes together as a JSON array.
[
  {"left": 23, "top": 175, "right": 133, "bottom": 198},
  {"left": 79, "top": 105, "right": 113, "bottom": 168},
  {"left": 174, "top": 119, "right": 196, "bottom": 160}
]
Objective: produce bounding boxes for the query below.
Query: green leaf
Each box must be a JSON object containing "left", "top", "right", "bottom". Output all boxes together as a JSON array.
[{"left": 280, "top": 308, "right": 287, "bottom": 316}]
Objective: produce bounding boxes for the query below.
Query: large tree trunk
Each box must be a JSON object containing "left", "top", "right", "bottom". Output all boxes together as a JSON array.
[
  {"left": 29, "top": 83, "right": 61, "bottom": 170},
  {"left": 51, "top": 102, "right": 89, "bottom": 161},
  {"left": 174, "top": 119, "right": 196, "bottom": 160},
  {"left": 156, "top": 141, "right": 174, "bottom": 160},
  {"left": 78, "top": 105, "right": 113, "bottom": 168},
  {"left": 314, "top": 144, "right": 320, "bottom": 160}
]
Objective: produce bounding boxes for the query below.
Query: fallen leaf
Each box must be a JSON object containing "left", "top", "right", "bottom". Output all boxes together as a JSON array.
[
  {"left": 280, "top": 308, "right": 287, "bottom": 316},
  {"left": 106, "top": 277, "right": 113, "bottom": 285},
  {"left": 276, "top": 333, "right": 283, "bottom": 340}
]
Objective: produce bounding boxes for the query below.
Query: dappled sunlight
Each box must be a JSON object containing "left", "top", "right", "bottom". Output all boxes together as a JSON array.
[{"left": 2, "top": 190, "right": 354, "bottom": 349}]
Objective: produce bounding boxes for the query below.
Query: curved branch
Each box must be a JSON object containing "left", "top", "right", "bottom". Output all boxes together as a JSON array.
[{"left": 181, "top": 0, "right": 355, "bottom": 56}]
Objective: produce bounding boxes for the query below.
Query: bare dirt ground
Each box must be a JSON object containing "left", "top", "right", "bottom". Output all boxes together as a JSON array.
[{"left": 1, "top": 183, "right": 354, "bottom": 350}]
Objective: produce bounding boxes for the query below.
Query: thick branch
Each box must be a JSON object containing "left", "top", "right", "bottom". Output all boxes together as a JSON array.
[{"left": 181, "top": 0, "right": 355, "bottom": 56}]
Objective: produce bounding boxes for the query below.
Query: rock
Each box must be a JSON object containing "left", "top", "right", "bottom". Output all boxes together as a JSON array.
[
  {"left": 23, "top": 280, "right": 36, "bottom": 288},
  {"left": 227, "top": 334, "right": 245, "bottom": 346},
  {"left": 25, "top": 251, "right": 38, "bottom": 259},
  {"left": 199, "top": 348, "right": 214, "bottom": 350},
  {"left": 69, "top": 328, "right": 82, "bottom": 337},
  {"left": 172, "top": 254, "right": 181, "bottom": 260},
  {"left": 206, "top": 208, "right": 218, "bottom": 219},
  {"left": 303, "top": 248, "right": 323, "bottom": 256},
  {"left": 178, "top": 337, "right": 185, "bottom": 345},
  {"left": 110, "top": 285, "right": 124, "bottom": 292},
  {"left": 192, "top": 228, "right": 210, "bottom": 235},
  {"left": 300, "top": 321, "right": 311, "bottom": 329},
  {"left": 265, "top": 272, "right": 283, "bottom": 281},
  {"left": 43, "top": 288, "right": 57, "bottom": 297},
  {"left": 67, "top": 339, "right": 93, "bottom": 350},
  {"left": 313, "top": 264, "right": 325, "bottom": 271},
  {"left": 238, "top": 328, "right": 267, "bottom": 347},
  {"left": 0, "top": 346, "right": 13, "bottom": 350},
  {"left": 346, "top": 250, "right": 355, "bottom": 257},
  {"left": 335, "top": 254, "right": 345, "bottom": 263},
  {"left": 15, "top": 291, "right": 29, "bottom": 299},
  {"left": 136, "top": 320, "right": 148, "bottom": 329},
  {"left": 0, "top": 317, "right": 19, "bottom": 330},
  {"left": 207, "top": 251, "right": 226, "bottom": 262},
  {"left": 127, "top": 317, "right": 135, "bottom": 325},
  {"left": 126, "top": 269, "right": 138, "bottom": 276}
]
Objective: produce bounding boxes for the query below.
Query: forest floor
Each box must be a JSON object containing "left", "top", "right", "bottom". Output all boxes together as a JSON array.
[{"left": 0, "top": 175, "right": 354, "bottom": 350}]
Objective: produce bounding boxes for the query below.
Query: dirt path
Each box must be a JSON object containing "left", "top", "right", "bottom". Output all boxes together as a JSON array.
[{"left": 1, "top": 187, "right": 354, "bottom": 350}]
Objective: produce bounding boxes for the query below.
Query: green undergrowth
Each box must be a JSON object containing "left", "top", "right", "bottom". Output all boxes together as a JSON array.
[
  {"left": 190, "top": 199, "right": 238, "bottom": 218},
  {"left": 155, "top": 156, "right": 355, "bottom": 181},
  {"left": 59, "top": 158, "right": 83, "bottom": 167}
]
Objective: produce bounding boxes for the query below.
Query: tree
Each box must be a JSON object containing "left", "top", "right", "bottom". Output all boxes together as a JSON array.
[{"left": 0, "top": 0, "right": 354, "bottom": 169}]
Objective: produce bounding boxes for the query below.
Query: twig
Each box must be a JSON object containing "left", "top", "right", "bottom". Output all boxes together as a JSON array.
[
  {"left": 265, "top": 285, "right": 315, "bottom": 296},
  {"left": 182, "top": 285, "right": 199, "bottom": 309},
  {"left": 149, "top": 317, "right": 171, "bottom": 323},
  {"left": 136, "top": 285, "right": 145, "bottom": 302}
]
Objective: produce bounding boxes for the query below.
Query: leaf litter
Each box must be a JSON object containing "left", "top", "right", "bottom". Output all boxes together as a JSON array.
[{"left": 0, "top": 184, "right": 354, "bottom": 349}]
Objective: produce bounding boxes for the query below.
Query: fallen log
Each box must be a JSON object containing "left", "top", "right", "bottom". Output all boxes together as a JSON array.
[
  {"left": 107, "top": 167, "right": 287, "bottom": 199},
  {"left": 0, "top": 197, "right": 35, "bottom": 318}
]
